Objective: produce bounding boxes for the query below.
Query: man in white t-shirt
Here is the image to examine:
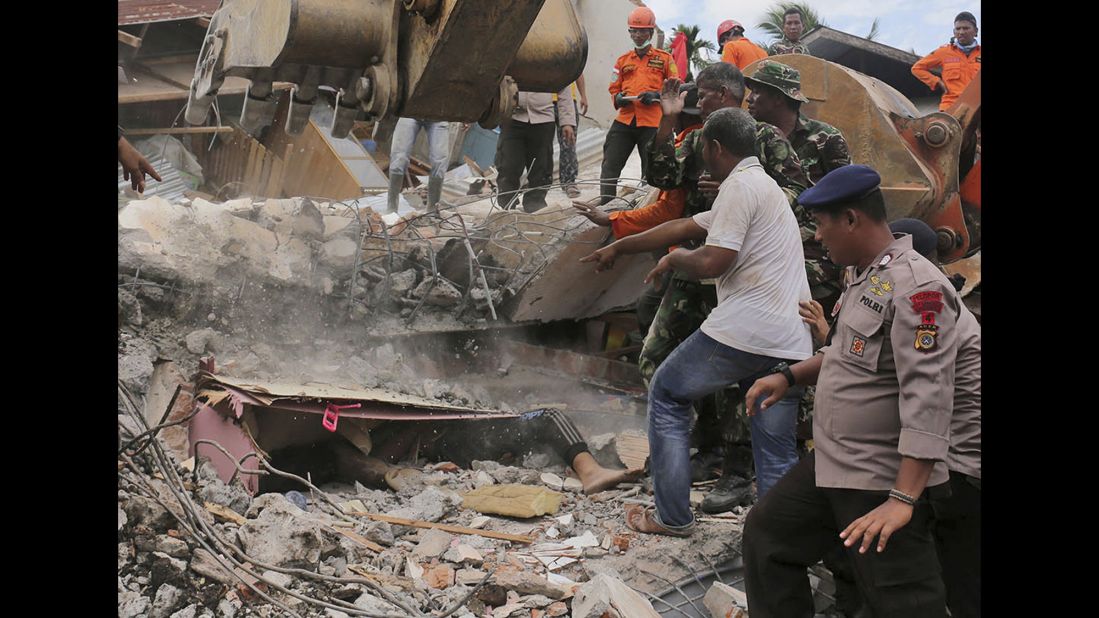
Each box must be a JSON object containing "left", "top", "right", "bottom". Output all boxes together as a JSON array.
[{"left": 581, "top": 107, "right": 812, "bottom": 536}]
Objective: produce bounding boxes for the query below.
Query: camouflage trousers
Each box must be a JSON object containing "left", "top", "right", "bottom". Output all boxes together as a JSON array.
[
  {"left": 555, "top": 101, "right": 579, "bottom": 186},
  {"left": 638, "top": 278, "right": 751, "bottom": 450}
]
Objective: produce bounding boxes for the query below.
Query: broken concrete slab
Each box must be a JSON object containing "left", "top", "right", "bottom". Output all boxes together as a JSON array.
[
  {"left": 236, "top": 497, "right": 336, "bottom": 567},
  {"left": 150, "top": 583, "right": 185, "bottom": 618},
  {"left": 136, "top": 535, "right": 190, "bottom": 559},
  {"left": 572, "top": 573, "right": 660, "bottom": 618},
  {"left": 494, "top": 570, "right": 570, "bottom": 600},
  {"left": 411, "top": 277, "right": 462, "bottom": 307},
  {"left": 412, "top": 528, "right": 454, "bottom": 559},
  {"left": 461, "top": 485, "right": 563, "bottom": 518},
  {"left": 424, "top": 564, "right": 456, "bottom": 589},
  {"left": 703, "top": 581, "right": 749, "bottom": 618},
  {"left": 189, "top": 549, "right": 234, "bottom": 585},
  {"left": 457, "top": 568, "right": 488, "bottom": 586}
]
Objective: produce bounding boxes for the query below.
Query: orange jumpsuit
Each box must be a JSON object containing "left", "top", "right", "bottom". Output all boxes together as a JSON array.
[
  {"left": 911, "top": 43, "right": 981, "bottom": 111},
  {"left": 608, "top": 124, "right": 702, "bottom": 240},
  {"left": 609, "top": 47, "right": 678, "bottom": 128},
  {"left": 721, "top": 37, "right": 768, "bottom": 70}
]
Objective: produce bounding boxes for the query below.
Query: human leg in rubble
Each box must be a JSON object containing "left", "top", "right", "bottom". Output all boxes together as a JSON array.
[{"left": 422, "top": 408, "right": 643, "bottom": 494}]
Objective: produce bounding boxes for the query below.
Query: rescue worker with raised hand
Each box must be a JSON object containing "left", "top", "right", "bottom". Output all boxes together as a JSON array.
[
  {"left": 600, "top": 6, "right": 678, "bottom": 206},
  {"left": 911, "top": 11, "right": 981, "bottom": 111}
]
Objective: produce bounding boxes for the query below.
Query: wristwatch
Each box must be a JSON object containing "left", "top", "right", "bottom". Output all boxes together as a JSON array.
[{"left": 770, "top": 362, "right": 795, "bottom": 387}]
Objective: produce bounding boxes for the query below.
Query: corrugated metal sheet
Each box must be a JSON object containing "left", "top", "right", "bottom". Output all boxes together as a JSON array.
[
  {"left": 118, "top": 0, "right": 220, "bottom": 26},
  {"left": 118, "top": 153, "right": 188, "bottom": 203}
]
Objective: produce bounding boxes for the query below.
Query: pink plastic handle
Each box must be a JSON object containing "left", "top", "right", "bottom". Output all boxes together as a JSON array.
[{"left": 322, "top": 402, "right": 361, "bottom": 432}]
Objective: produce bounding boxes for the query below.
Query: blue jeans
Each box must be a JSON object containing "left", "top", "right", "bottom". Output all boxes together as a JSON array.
[
  {"left": 648, "top": 330, "right": 802, "bottom": 528},
  {"left": 389, "top": 117, "right": 449, "bottom": 179}
]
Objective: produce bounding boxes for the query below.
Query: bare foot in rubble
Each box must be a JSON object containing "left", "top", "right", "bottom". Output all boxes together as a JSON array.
[
  {"left": 571, "top": 451, "right": 644, "bottom": 494},
  {"left": 579, "top": 466, "right": 645, "bottom": 495}
]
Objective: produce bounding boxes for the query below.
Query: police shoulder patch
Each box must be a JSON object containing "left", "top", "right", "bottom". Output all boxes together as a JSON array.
[{"left": 913, "top": 311, "right": 939, "bottom": 353}]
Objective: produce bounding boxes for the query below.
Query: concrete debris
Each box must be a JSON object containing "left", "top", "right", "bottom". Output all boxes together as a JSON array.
[
  {"left": 468, "top": 516, "right": 491, "bottom": 529},
  {"left": 411, "top": 276, "right": 463, "bottom": 307},
  {"left": 118, "top": 589, "right": 151, "bottom": 618},
  {"left": 424, "top": 564, "right": 456, "bottom": 589},
  {"left": 353, "top": 592, "right": 403, "bottom": 613},
  {"left": 150, "top": 583, "right": 185, "bottom": 618},
  {"left": 494, "top": 570, "right": 570, "bottom": 600},
  {"left": 457, "top": 568, "right": 488, "bottom": 586},
  {"left": 541, "top": 472, "right": 564, "bottom": 491},
  {"left": 188, "top": 549, "right": 234, "bottom": 584},
  {"left": 236, "top": 497, "right": 335, "bottom": 567},
  {"left": 462, "top": 484, "right": 563, "bottom": 518},
  {"left": 704, "top": 581, "right": 750, "bottom": 618},
  {"left": 136, "top": 535, "right": 190, "bottom": 559},
  {"left": 364, "top": 520, "right": 396, "bottom": 546},
  {"left": 572, "top": 573, "right": 660, "bottom": 618},
  {"left": 412, "top": 528, "right": 454, "bottom": 559}
]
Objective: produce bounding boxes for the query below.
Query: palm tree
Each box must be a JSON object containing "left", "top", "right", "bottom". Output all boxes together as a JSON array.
[
  {"left": 757, "top": 2, "right": 825, "bottom": 41},
  {"left": 665, "top": 24, "right": 716, "bottom": 81},
  {"left": 865, "top": 17, "right": 880, "bottom": 41}
]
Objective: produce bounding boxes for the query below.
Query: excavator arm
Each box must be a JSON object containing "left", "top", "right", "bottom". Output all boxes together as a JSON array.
[{"left": 185, "top": 0, "right": 588, "bottom": 138}]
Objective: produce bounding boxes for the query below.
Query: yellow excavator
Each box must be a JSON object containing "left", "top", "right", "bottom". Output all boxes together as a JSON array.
[{"left": 185, "top": 1, "right": 979, "bottom": 282}]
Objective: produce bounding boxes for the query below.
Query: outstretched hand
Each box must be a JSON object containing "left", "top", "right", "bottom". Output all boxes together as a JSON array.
[
  {"left": 118, "top": 136, "right": 163, "bottom": 193},
  {"left": 572, "top": 199, "right": 611, "bottom": 226},
  {"left": 579, "top": 245, "right": 620, "bottom": 272},
  {"left": 659, "top": 78, "right": 686, "bottom": 116}
]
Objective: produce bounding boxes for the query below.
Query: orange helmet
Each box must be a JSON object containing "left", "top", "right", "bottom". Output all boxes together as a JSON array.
[
  {"left": 717, "top": 19, "right": 743, "bottom": 41},
  {"left": 628, "top": 7, "right": 656, "bottom": 29}
]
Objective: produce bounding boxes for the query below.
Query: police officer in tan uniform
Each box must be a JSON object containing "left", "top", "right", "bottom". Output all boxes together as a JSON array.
[{"left": 742, "top": 165, "right": 957, "bottom": 618}]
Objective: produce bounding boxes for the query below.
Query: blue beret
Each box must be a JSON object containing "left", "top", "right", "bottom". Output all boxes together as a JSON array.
[
  {"left": 798, "top": 164, "right": 881, "bottom": 210},
  {"left": 889, "top": 218, "right": 938, "bottom": 259}
]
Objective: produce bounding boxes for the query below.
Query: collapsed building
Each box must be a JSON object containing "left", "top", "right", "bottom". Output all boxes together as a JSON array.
[{"left": 118, "top": 2, "right": 979, "bottom": 617}]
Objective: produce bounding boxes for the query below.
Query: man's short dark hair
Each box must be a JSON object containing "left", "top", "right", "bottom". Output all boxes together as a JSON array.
[
  {"left": 702, "top": 108, "right": 757, "bottom": 158},
  {"left": 784, "top": 7, "right": 804, "bottom": 20},
  {"left": 810, "top": 189, "right": 888, "bottom": 223},
  {"left": 697, "top": 62, "right": 746, "bottom": 102},
  {"left": 954, "top": 11, "right": 977, "bottom": 27}
]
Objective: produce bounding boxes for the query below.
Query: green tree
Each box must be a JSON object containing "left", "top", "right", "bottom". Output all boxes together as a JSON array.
[
  {"left": 665, "top": 24, "right": 716, "bottom": 81},
  {"left": 757, "top": 2, "right": 825, "bottom": 41}
]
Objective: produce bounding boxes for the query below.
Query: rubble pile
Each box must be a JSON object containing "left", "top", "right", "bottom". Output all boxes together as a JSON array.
[{"left": 119, "top": 398, "right": 747, "bottom": 618}]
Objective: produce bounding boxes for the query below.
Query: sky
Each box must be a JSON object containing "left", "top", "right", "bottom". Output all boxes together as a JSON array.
[{"left": 640, "top": 1, "right": 982, "bottom": 59}]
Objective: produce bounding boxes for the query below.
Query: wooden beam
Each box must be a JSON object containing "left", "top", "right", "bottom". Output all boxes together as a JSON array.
[
  {"left": 345, "top": 511, "right": 535, "bottom": 544},
  {"left": 124, "top": 126, "right": 236, "bottom": 136},
  {"left": 118, "top": 30, "right": 143, "bottom": 48}
]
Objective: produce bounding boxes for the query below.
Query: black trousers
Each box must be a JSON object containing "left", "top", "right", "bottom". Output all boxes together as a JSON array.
[
  {"left": 599, "top": 119, "right": 657, "bottom": 205},
  {"left": 496, "top": 118, "right": 556, "bottom": 212},
  {"left": 744, "top": 453, "right": 946, "bottom": 618},
  {"left": 931, "top": 470, "right": 981, "bottom": 618}
]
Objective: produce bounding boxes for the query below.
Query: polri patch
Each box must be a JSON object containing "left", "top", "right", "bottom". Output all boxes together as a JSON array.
[
  {"left": 850, "top": 335, "right": 867, "bottom": 357},
  {"left": 914, "top": 312, "right": 939, "bottom": 352},
  {"left": 859, "top": 295, "right": 884, "bottom": 314}
]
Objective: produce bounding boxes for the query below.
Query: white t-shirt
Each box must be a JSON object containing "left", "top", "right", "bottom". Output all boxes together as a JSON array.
[{"left": 693, "top": 157, "right": 813, "bottom": 360}]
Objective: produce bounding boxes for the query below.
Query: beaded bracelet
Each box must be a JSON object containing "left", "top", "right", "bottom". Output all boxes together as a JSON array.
[{"left": 889, "top": 488, "right": 917, "bottom": 505}]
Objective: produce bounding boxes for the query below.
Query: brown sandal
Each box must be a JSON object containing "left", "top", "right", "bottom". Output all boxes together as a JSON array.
[{"left": 624, "top": 505, "right": 694, "bottom": 538}]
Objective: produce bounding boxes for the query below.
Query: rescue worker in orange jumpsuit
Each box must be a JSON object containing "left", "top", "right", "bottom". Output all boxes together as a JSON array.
[
  {"left": 718, "top": 19, "right": 768, "bottom": 70},
  {"left": 911, "top": 11, "right": 981, "bottom": 111},
  {"left": 600, "top": 6, "right": 678, "bottom": 205}
]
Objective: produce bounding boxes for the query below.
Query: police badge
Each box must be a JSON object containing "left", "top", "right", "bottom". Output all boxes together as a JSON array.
[{"left": 914, "top": 312, "right": 938, "bottom": 352}]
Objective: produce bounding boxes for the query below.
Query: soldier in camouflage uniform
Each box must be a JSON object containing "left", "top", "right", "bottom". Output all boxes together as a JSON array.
[
  {"left": 641, "top": 62, "right": 810, "bottom": 512},
  {"left": 767, "top": 7, "right": 812, "bottom": 56},
  {"left": 745, "top": 60, "right": 850, "bottom": 310}
]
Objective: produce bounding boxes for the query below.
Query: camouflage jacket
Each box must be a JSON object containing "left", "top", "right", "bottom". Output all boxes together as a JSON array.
[
  {"left": 790, "top": 113, "right": 851, "bottom": 185},
  {"left": 767, "top": 38, "right": 811, "bottom": 55},
  {"left": 647, "top": 120, "right": 808, "bottom": 219}
]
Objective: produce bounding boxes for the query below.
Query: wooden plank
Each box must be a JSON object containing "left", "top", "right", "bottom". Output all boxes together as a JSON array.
[
  {"left": 118, "top": 29, "right": 142, "bottom": 48},
  {"left": 344, "top": 511, "right": 535, "bottom": 544},
  {"left": 205, "top": 502, "right": 247, "bottom": 526},
  {"left": 124, "top": 126, "right": 235, "bottom": 136},
  {"left": 328, "top": 527, "right": 384, "bottom": 553}
]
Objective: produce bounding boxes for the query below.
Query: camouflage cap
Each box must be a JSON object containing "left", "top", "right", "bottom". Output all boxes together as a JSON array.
[{"left": 745, "top": 60, "right": 809, "bottom": 103}]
